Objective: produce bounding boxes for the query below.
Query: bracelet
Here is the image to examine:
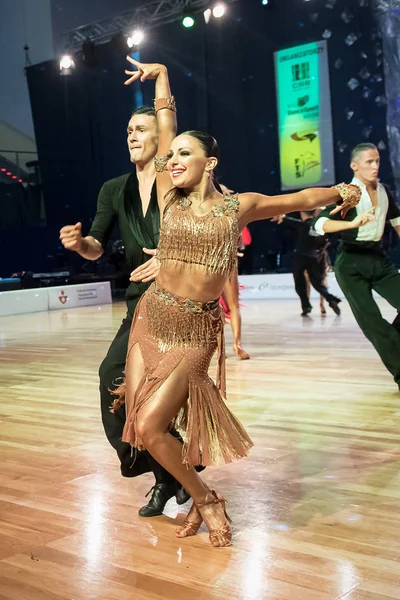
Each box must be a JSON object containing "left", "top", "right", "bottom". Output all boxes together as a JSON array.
[
  {"left": 154, "top": 155, "right": 169, "bottom": 173},
  {"left": 331, "top": 183, "right": 360, "bottom": 208},
  {"left": 154, "top": 96, "right": 177, "bottom": 113}
]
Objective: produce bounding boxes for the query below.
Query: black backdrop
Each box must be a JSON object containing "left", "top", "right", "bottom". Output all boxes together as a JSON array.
[{"left": 4, "top": 0, "right": 391, "bottom": 275}]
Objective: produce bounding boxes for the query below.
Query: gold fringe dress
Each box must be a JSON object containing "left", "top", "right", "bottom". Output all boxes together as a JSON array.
[{"left": 117, "top": 194, "right": 254, "bottom": 467}]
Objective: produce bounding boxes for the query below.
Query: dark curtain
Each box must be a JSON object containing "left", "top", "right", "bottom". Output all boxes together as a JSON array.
[{"left": 22, "top": 0, "right": 391, "bottom": 276}]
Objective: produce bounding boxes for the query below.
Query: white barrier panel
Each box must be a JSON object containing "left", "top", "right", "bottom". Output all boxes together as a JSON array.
[
  {"left": 0, "top": 288, "right": 49, "bottom": 317},
  {"left": 47, "top": 282, "right": 112, "bottom": 311},
  {"left": 238, "top": 272, "right": 345, "bottom": 300},
  {"left": 0, "top": 282, "right": 112, "bottom": 317}
]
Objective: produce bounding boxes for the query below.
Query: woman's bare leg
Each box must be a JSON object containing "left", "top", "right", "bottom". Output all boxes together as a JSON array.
[{"left": 125, "top": 344, "right": 231, "bottom": 546}]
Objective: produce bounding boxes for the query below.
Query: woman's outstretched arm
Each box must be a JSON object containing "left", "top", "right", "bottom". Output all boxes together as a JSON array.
[{"left": 238, "top": 184, "right": 361, "bottom": 227}]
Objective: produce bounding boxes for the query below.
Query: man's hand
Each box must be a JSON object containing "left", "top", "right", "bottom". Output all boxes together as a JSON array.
[
  {"left": 270, "top": 214, "right": 285, "bottom": 225},
  {"left": 350, "top": 209, "right": 375, "bottom": 228},
  {"left": 130, "top": 248, "right": 160, "bottom": 283},
  {"left": 60, "top": 222, "right": 83, "bottom": 251}
]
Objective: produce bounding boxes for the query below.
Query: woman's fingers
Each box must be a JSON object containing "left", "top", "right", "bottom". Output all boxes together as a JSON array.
[{"left": 126, "top": 55, "right": 141, "bottom": 67}]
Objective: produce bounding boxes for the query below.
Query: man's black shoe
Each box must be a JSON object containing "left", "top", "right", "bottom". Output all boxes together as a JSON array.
[
  {"left": 138, "top": 483, "right": 176, "bottom": 517},
  {"left": 175, "top": 484, "right": 190, "bottom": 505},
  {"left": 329, "top": 299, "right": 341, "bottom": 316},
  {"left": 301, "top": 306, "right": 312, "bottom": 317}
]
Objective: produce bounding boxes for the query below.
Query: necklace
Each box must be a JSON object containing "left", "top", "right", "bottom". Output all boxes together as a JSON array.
[{"left": 179, "top": 190, "right": 218, "bottom": 213}]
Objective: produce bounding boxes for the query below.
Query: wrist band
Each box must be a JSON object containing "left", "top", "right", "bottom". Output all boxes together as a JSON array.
[
  {"left": 154, "top": 155, "right": 169, "bottom": 172},
  {"left": 154, "top": 96, "right": 177, "bottom": 113}
]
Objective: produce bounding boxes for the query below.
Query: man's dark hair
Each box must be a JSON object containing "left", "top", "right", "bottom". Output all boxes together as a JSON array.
[
  {"left": 351, "top": 143, "right": 378, "bottom": 162},
  {"left": 131, "top": 105, "right": 156, "bottom": 117}
]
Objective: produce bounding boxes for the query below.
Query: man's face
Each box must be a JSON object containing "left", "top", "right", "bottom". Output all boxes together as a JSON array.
[
  {"left": 127, "top": 113, "right": 158, "bottom": 166},
  {"left": 351, "top": 148, "right": 380, "bottom": 184}
]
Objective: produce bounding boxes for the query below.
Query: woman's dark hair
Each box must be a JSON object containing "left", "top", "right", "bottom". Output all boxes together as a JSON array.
[{"left": 164, "top": 130, "right": 220, "bottom": 212}]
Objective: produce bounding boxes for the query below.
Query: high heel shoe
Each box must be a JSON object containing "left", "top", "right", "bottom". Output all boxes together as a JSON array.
[
  {"left": 176, "top": 502, "right": 203, "bottom": 538},
  {"left": 233, "top": 344, "right": 250, "bottom": 360},
  {"left": 196, "top": 490, "right": 232, "bottom": 548}
]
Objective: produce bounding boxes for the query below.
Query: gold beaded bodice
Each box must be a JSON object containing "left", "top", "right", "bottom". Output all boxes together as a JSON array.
[{"left": 157, "top": 194, "right": 240, "bottom": 278}]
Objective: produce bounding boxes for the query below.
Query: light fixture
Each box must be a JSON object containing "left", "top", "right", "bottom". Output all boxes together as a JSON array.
[
  {"left": 204, "top": 8, "right": 212, "bottom": 23},
  {"left": 127, "top": 29, "right": 145, "bottom": 47},
  {"left": 261, "top": 0, "right": 269, "bottom": 5},
  {"left": 212, "top": 3, "right": 226, "bottom": 18},
  {"left": 182, "top": 5, "right": 195, "bottom": 28},
  {"left": 59, "top": 54, "right": 75, "bottom": 75},
  {"left": 182, "top": 15, "right": 195, "bottom": 27}
]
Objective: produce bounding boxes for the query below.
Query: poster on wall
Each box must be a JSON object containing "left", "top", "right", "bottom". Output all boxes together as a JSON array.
[{"left": 274, "top": 40, "right": 335, "bottom": 190}]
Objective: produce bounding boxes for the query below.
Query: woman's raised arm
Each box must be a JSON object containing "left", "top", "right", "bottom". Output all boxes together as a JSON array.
[{"left": 124, "top": 57, "right": 177, "bottom": 214}]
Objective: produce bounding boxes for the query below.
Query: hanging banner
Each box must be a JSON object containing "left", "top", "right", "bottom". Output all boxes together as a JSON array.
[{"left": 275, "top": 40, "right": 335, "bottom": 190}]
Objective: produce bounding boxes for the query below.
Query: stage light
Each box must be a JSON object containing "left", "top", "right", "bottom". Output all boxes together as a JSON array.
[
  {"left": 212, "top": 3, "right": 226, "bottom": 18},
  {"left": 18, "top": 179, "right": 23, "bottom": 183},
  {"left": 12, "top": 176, "right": 17, "bottom": 180},
  {"left": 261, "top": 0, "right": 269, "bottom": 5},
  {"left": 182, "top": 15, "right": 195, "bottom": 27},
  {"left": 6, "top": 172, "right": 11, "bottom": 176},
  {"left": 60, "top": 55, "right": 75, "bottom": 70},
  {"left": 0, "top": 168, "right": 6, "bottom": 172},
  {"left": 127, "top": 29, "right": 145, "bottom": 47},
  {"left": 204, "top": 8, "right": 212, "bottom": 23}
]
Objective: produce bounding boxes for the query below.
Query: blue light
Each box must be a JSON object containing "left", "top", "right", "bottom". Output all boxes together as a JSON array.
[{"left": 262, "top": 0, "right": 269, "bottom": 5}]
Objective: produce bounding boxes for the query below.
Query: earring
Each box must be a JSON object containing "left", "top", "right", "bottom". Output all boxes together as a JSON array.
[{"left": 205, "top": 170, "right": 210, "bottom": 177}]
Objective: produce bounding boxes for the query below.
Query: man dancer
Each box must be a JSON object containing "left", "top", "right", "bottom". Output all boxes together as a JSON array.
[
  {"left": 60, "top": 106, "right": 191, "bottom": 516},
  {"left": 279, "top": 211, "right": 340, "bottom": 316},
  {"left": 314, "top": 143, "right": 400, "bottom": 389}
]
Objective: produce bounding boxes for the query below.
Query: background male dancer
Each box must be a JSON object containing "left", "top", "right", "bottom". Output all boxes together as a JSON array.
[{"left": 314, "top": 143, "right": 400, "bottom": 389}]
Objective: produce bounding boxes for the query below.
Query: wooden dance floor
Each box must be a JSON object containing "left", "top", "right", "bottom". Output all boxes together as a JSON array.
[{"left": 0, "top": 298, "right": 399, "bottom": 600}]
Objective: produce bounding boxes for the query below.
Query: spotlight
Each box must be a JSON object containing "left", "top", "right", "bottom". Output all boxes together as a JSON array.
[
  {"left": 182, "top": 15, "right": 195, "bottom": 28},
  {"left": 212, "top": 3, "right": 226, "bottom": 18},
  {"left": 59, "top": 54, "right": 75, "bottom": 75},
  {"left": 18, "top": 179, "right": 23, "bottom": 183},
  {"left": 204, "top": 8, "right": 212, "bottom": 23},
  {"left": 182, "top": 6, "right": 195, "bottom": 28},
  {"left": 0, "top": 168, "right": 6, "bottom": 172},
  {"left": 60, "top": 55, "right": 74, "bottom": 70},
  {"left": 261, "top": 0, "right": 269, "bottom": 4},
  {"left": 12, "top": 176, "right": 17, "bottom": 180},
  {"left": 127, "top": 29, "right": 145, "bottom": 47}
]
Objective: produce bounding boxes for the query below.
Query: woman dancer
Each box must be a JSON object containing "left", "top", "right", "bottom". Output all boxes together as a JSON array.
[{"left": 113, "top": 58, "right": 360, "bottom": 548}]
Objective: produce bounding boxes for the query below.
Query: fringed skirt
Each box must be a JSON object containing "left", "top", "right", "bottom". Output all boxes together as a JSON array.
[{"left": 114, "top": 283, "right": 253, "bottom": 467}]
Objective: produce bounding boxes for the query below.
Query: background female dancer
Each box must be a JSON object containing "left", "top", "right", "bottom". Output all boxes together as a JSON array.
[
  {"left": 219, "top": 184, "right": 251, "bottom": 360},
  {"left": 114, "top": 58, "right": 361, "bottom": 548}
]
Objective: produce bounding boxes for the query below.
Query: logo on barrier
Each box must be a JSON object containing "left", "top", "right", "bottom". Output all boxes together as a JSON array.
[{"left": 59, "top": 290, "right": 68, "bottom": 305}]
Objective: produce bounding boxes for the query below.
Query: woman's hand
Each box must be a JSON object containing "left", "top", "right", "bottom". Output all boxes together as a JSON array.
[
  {"left": 124, "top": 56, "right": 165, "bottom": 85},
  {"left": 329, "top": 183, "right": 362, "bottom": 218}
]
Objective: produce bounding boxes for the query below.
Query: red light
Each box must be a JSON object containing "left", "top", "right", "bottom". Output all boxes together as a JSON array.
[
  {"left": 1, "top": 168, "right": 6, "bottom": 172},
  {"left": 18, "top": 179, "right": 23, "bottom": 183},
  {"left": 6, "top": 172, "right": 12, "bottom": 176},
  {"left": 12, "top": 176, "right": 17, "bottom": 179}
]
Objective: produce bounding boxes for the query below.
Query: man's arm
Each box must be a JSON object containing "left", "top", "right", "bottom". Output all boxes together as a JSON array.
[
  {"left": 60, "top": 181, "right": 116, "bottom": 260},
  {"left": 385, "top": 185, "right": 400, "bottom": 238},
  {"left": 60, "top": 223, "right": 104, "bottom": 260},
  {"left": 314, "top": 204, "right": 375, "bottom": 234}
]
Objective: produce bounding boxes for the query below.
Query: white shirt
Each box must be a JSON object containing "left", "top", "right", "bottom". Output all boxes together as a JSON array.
[{"left": 314, "top": 177, "right": 400, "bottom": 241}]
